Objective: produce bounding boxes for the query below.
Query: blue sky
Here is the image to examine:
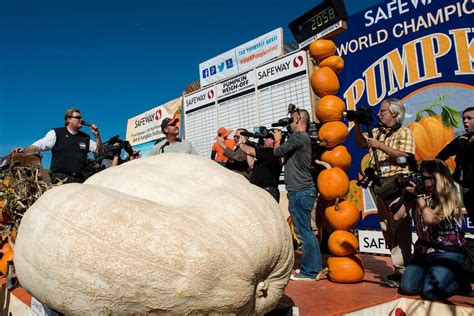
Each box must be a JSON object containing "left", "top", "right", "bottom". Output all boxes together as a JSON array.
[{"left": 0, "top": 0, "right": 383, "bottom": 164}]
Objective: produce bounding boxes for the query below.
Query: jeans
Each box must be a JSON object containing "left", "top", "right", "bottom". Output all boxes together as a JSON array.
[
  {"left": 288, "top": 187, "right": 322, "bottom": 278},
  {"left": 400, "top": 251, "right": 470, "bottom": 300}
]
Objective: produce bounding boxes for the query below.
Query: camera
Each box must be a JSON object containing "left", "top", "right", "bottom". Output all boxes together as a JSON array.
[
  {"left": 241, "top": 126, "right": 284, "bottom": 147},
  {"left": 357, "top": 167, "right": 381, "bottom": 189},
  {"left": 100, "top": 135, "right": 134, "bottom": 159},
  {"left": 344, "top": 105, "right": 373, "bottom": 124},
  {"left": 395, "top": 173, "right": 423, "bottom": 189}
]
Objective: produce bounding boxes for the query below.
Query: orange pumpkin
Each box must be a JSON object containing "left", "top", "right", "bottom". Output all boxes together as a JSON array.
[
  {"left": 315, "top": 95, "right": 345, "bottom": 123},
  {"left": 1, "top": 242, "right": 12, "bottom": 254},
  {"left": 325, "top": 200, "right": 359, "bottom": 231},
  {"left": 327, "top": 255, "right": 365, "bottom": 283},
  {"left": 407, "top": 116, "right": 454, "bottom": 161},
  {"left": 310, "top": 67, "right": 339, "bottom": 97},
  {"left": 321, "top": 145, "right": 352, "bottom": 170},
  {"left": 318, "top": 121, "right": 348, "bottom": 148},
  {"left": 319, "top": 55, "right": 344, "bottom": 74},
  {"left": 316, "top": 162, "right": 350, "bottom": 201},
  {"left": 328, "top": 230, "right": 359, "bottom": 256},
  {"left": 0, "top": 250, "right": 13, "bottom": 275},
  {"left": 309, "top": 39, "right": 336, "bottom": 61}
]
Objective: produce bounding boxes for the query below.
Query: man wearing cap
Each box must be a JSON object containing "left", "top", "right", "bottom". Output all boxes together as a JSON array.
[
  {"left": 215, "top": 128, "right": 251, "bottom": 178},
  {"left": 12, "top": 108, "right": 103, "bottom": 183},
  {"left": 211, "top": 127, "right": 235, "bottom": 166},
  {"left": 148, "top": 117, "right": 197, "bottom": 155}
]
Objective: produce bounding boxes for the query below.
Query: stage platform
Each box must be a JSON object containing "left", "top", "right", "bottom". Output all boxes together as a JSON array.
[
  {"left": 1, "top": 254, "right": 473, "bottom": 315},
  {"left": 279, "top": 254, "right": 474, "bottom": 315}
]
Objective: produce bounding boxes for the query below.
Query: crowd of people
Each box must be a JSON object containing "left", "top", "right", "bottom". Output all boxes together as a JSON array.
[{"left": 8, "top": 102, "right": 474, "bottom": 300}]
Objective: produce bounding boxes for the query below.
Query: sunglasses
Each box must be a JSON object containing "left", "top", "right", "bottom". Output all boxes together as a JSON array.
[
  {"left": 422, "top": 175, "right": 434, "bottom": 181},
  {"left": 70, "top": 116, "right": 83, "bottom": 120},
  {"left": 234, "top": 135, "right": 240, "bottom": 139}
]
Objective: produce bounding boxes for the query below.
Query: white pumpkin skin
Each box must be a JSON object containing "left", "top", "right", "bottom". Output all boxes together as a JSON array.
[{"left": 14, "top": 153, "right": 294, "bottom": 315}]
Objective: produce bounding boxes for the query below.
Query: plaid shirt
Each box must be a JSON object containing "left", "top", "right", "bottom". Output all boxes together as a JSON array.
[{"left": 367, "top": 125, "right": 415, "bottom": 178}]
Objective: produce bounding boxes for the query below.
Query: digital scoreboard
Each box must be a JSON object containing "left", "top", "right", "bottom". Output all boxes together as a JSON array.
[{"left": 289, "top": 0, "right": 348, "bottom": 46}]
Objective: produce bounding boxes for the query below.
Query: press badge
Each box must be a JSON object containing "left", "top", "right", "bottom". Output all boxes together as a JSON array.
[{"left": 79, "top": 142, "right": 87, "bottom": 150}]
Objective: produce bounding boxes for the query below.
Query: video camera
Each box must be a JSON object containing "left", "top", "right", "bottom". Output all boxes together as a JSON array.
[
  {"left": 344, "top": 105, "right": 373, "bottom": 125},
  {"left": 241, "top": 126, "right": 280, "bottom": 147},
  {"left": 100, "top": 135, "right": 135, "bottom": 159}
]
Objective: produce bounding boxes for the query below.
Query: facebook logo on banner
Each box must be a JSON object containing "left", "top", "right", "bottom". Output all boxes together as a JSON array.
[{"left": 202, "top": 69, "right": 209, "bottom": 78}]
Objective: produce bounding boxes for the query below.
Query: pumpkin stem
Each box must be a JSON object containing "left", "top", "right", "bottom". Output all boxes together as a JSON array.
[
  {"left": 334, "top": 198, "right": 340, "bottom": 211},
  {"left": 315, "top": 267, "right": 328, "bottom": 281},
  {"left": 314, "top": 159, "right": 331, "bottom": 170}
]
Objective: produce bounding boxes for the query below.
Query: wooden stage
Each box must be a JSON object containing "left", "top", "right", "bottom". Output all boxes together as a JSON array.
[{"left": 1, "top": 254, "right": 473, "bottom": 315}]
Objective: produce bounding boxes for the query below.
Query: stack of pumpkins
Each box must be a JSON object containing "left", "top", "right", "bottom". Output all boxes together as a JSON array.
[{"left": 309, "top": 39, "right": 365, "bottom": 283}]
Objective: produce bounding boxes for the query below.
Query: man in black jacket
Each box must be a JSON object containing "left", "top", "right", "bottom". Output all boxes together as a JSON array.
[
  {"left": 437, "top": 107, "right": 474, "bottom": 218},
  {"left": 13, "top": 108, "right": 103, "bottom": 183},
  {"left": 239, "top": 131, "right": 282, "bottom": 202}
]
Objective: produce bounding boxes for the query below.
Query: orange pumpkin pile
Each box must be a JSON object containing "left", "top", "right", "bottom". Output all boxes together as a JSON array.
[
  {"left": 309, "top": 38, "right": 365, "bottom": 283},
  {"left": 0, "top": 228, "right": 15, "bottom": 276}
]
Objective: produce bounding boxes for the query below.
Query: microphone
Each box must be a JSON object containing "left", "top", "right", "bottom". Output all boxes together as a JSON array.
[{"left": 81, "top": 120, "right": 93, "bottom": 127}]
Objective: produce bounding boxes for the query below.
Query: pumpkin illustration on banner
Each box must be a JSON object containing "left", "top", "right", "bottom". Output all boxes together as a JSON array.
[{"left": 407, "top": 95, "right": 459, "bottom": 169}]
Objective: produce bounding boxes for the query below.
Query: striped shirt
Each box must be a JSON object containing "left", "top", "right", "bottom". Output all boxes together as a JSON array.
[{"left": 367, "top": 125, "right": 415, "bottom": 178}]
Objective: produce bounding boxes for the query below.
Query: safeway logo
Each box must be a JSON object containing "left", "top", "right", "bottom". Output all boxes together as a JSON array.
[
  {"left": 293, "top": 55, "right": 304, "bottom": 68},
  {"left": 155, "top": 109, "right": 162, "bottom": 120},
  {"left": 207, "top": 90, "right": 215, "bottom": 99}
]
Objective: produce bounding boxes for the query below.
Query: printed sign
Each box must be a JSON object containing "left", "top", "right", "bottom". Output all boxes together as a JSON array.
[
  {"left": 358, "top": 230, "right": 418, "bottom": 254},
  {"left": 186, "top": 50, "right": 312, "bottom": 165},
  {"left": 125, "top": 97, "right": 182, "bottom": 147},
  {"left": 333, "top": 0, "right": 474, "bottom": 231},
  {"left": 199, "top": 28, "right": 283, "bottom": 87}
]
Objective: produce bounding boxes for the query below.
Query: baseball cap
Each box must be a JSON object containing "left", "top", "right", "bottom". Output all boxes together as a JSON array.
[
  {"left": 161, "top": 118, "right": 179, "bottom": 131},
  {"left": 217, "top": 127, "right": 233, "bottom": 138}
]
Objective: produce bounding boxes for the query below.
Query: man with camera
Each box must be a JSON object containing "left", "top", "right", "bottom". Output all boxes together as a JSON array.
[
  {"left": 149, "top": 118, "right": 197, "bottom": 155},
  {"left": 355, "top": 98, "right": 415, "bottom": 287},
  {"left": 238, "top": 129, "right": 282, "bottom": 202},
  {"left": 215, "top": 128, "right": 251, "bottom": 179},
  {"left": 12, "top": 108, "right": 103, "bottom": 183},
  {"left": 273, "top": 108, "right": 322, "bottom": 281}
]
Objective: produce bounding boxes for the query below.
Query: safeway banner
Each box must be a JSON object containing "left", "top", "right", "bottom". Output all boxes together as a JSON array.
[
  {"left": 199, "top": 28, "right": 283, "bottom": 87},
  {"left": 334, "top": 0, "right": 474, "bottom": 231},
  {"left": 126, "top": 97, "right": 182, "bottom": 146}
]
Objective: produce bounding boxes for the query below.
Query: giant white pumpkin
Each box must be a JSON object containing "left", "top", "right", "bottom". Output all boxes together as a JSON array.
[{"left": 14, "top": 153, "right": 294, "bottom": 315}]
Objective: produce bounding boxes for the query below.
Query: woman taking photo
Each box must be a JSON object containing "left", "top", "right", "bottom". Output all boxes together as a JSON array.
[{"left": 400, "top": 159, "right": 471, "bottom": 300}]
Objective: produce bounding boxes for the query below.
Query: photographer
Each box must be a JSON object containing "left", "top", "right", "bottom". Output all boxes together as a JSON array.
[
  {"left": 216, "top": 128, "right": 251, "bottom": 179},
  {"left": 399, "top": 159, "right": 471, "bottom": 300},
  {"left": 273, "top": 108, "right": 322, "bottom": 281},
  {"left": 355, "top": 98, "right": 415, "bottom": 287},
  {"left": 239, "top": 130, "right": 282, "bottom": 202},
  {"left": 12, "top": 108, "right": 103, "bottom": 183},
  {"left": 436, "top": 107, "right": 474, "bottom": 218}
]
